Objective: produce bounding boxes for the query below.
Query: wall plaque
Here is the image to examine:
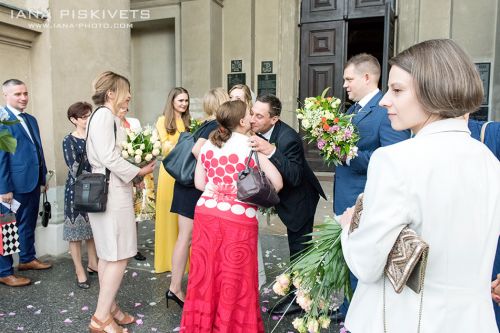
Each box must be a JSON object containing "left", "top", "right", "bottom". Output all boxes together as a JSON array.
[
  {"left": 473, "top": 63, "right": 490, "bottom": 121},
  {"left": 257, "top": 74, "right": 276, "bottom": 96},
  {"left": 261, "top": 61, "right": 273, "bottom": 73},
  {"left": 227, "top": 73, "right": 246, "bottom": 90},
  {"left": 231, "top": 60, "right": 242, "bottom": 73}
]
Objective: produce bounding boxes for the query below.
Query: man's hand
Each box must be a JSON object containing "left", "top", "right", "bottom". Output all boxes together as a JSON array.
[
  {"left": 492, "top": 275, "right": 500, "bottom": 304},
  {"left": 41, "top": 184, "right": 49, "bottom": 193},
  {"left": 248, "top": 135, "right": 275, "bottom": 156},
  {"left": 0, "top": 192, "right": 13, "bottom": 204}
]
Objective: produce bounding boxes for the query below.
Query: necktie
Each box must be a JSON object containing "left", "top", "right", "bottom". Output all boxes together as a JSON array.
[
  {"left": 256, "top": 133, "right": 268, "bottom": 142},
  {"left": 19, "top": 113, "right": 43, "bottom": 182},
  {"left": 350, "top": 103, "right": 362, "bottom": 115}
]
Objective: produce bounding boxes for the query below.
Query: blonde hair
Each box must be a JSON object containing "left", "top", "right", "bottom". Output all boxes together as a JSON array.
[
  {"left": 229, "top": 84, "right": 253, "bottom": 108},
  {"left": 92, "top": 71, "right": 130, "bottom": 113},
  {"left": 389, "top": 39, "right": 483, "bottom": 118},
  {"left": 163, "top": 87, "right": 190, "bottom": 135},
  {"left": 202, "top": 87, "right": 229, "bottom": 118},
  {"left": 209, "top": 100, "right": 247, "bottom": 148}
]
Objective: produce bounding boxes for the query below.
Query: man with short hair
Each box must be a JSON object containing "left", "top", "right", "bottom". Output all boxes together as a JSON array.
[
  {"left": 336, "top": 54, "right": 410, "bottom": 319},
  {"left": 249, "top": 94, "right": 326, "bottom": 315},
  {"left": 0, "top": 79, "right": 52, "bottom": 287}
]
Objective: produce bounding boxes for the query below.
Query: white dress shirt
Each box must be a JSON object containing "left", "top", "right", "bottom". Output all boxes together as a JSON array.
[{"left": 8, "top": 104, "right": 33, "bottom": 142}]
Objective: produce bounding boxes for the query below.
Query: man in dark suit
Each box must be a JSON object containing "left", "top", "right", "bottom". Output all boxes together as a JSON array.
[
  {"left": 0, "top": 79, "right": 52, "bottom": 287},
  {"left": 336, "top": 54, "right": 410, "bottom": 319},
  {"left": 249, "top": 94, "right": 326, "bottom": 315}
]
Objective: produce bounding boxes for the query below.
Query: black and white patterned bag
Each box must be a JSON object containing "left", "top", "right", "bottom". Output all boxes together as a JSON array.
[{"left": 0, "top": 213, "right": 20, "bottom": 256}]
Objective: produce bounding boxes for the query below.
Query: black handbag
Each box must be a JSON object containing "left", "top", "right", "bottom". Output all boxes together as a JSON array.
[
  {"left": 74, "top": 107, "right": 116, "bottom": 213},
  {"left": 163, "top": 121, "right": 212, "bottom": 186},
  {"left": 237, "top": 150, "right": 280, "bottom": 208},
  {"left": 39, "top": 191, "right": 51, "bottom": 227}
]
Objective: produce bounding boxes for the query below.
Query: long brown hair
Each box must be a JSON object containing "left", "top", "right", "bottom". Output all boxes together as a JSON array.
[
  {"left": 163, "top": 87, "right": 190, "bottom": 135},
  {"left": 209, "top": 100, "right": 247, "bottom": 148}
]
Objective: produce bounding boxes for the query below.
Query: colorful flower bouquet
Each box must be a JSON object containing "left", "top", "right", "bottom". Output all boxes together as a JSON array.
[
  {"left": 121, "top": 125, "right": 161, "bottom": 167},
  {"left": 189, "top": 118, "right": 204, "bottom": 133},
  {"left": 272, "top": 217, "right": 352, "bottom": 333},
  {"left": 134, "top": 173, "right": 156, "bottom": 222},
  {"left": 296, "top": 87, "right": 359, "bottom": 165}
]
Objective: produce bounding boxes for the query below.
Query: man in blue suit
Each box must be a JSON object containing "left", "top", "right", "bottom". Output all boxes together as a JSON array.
[
  {"left": 0, "top": 79, "right": 51, "bottom": 287},
  {"left": 335, "top": 54, "right": 410, "bottom": 319}
]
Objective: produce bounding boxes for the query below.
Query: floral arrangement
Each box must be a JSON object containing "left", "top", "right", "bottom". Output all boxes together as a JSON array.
[
  {"left": 272, "top": 217, "right": 352, "bottom": 333},
  {"left": 0, "top": 108, "right": 19, "bottom": 153},
  {"left": 134, "top": 174, "right": 156, "bottom": 221},
  {"left": 121, "top": 125, "right": 161, "bottom": 166},
  {"left": 189, "top": 118, "right": 204, "bottom": 133},
  {"left": 296, "top": 87, "right": 359, "bottom": 165}
]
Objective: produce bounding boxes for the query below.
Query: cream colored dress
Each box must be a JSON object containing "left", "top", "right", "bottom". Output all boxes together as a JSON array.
[{"left": 86, "top": 107, "right": 140, "bottom": 262}]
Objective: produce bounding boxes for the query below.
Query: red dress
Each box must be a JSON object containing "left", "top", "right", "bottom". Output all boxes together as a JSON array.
[{"left": 180, "top": 133, "right": 264, "bottom": 333}]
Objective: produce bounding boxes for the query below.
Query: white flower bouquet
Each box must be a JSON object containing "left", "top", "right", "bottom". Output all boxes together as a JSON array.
[
  {"left": 272, "top": 217, "right": 352, "bottom": 333},
  {"left": 121, "top": 125, "right": 161, "bottom": 167}
]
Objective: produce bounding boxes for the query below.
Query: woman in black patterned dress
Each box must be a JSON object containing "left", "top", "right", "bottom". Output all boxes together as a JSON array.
[{"left": 62, "top": 102, "right": 98, "bottom": 289}]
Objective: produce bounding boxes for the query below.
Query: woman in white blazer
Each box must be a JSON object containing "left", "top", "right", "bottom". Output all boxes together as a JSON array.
[
  {"left": 87, "top": 71, "right": 155, "bottom": 333},
  {"left": 340, "top": 39, "right": 500, "bottom": 333}
]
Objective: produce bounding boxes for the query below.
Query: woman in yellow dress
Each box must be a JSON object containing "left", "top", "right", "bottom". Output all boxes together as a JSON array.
[{"left": 154, "top": 87, "right": 191, "bottom": 273}]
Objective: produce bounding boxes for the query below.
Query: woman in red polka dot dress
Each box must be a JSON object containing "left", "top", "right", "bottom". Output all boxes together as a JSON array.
[{"left": 180, "top": 100, "right": 283, "bottom": 332}]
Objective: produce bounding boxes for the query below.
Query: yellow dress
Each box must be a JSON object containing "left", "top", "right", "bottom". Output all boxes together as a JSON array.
[{"left": 154, "top": 116, "right": 185, "bottom": 273}]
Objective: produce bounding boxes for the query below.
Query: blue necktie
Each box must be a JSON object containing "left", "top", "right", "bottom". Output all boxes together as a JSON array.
[
  {"left": 351, "top": 103, "right": 362, "bottom": 114},
  {"left": 19, "top": 113, "right": 43, "bottom": 183}
]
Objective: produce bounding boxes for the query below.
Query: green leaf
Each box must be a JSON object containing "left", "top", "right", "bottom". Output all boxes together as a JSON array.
[
  {"left": 0, "top": 130, "right": 17, "bottom": 153},
  {"left": 320, "top": 87, "right": 331, "bottom": 99},
  {"left": 1, "top": 119, "right": 20, "bottom": 126}
]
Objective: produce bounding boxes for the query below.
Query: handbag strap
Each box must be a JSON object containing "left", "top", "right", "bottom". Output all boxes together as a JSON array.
[
  {"left": 244, "top": 150, "right": 262, "bottom": 171},
  {"left": 383, "top": 250, "right": 427, "bottom": 333},
  {"left": 84, "top": 106, "right": 117, "bottom": 180},
  {"left": 480, "top": 121, "right": 492, "bottom": 143}
]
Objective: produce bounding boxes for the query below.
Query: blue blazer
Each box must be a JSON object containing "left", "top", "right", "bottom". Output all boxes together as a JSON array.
[
  {"left": 468, "top": 119, "right": 500, "bottom": 160},
  {"left": 333, "top": 91, "right": 410, "bottom": 215},
  {"left": 0, "top": 107, "right": 47, "bottom": 194}
]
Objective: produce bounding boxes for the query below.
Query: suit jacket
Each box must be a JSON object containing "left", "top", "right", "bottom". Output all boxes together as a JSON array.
[
  {"left": 341, "top": 119, "right": 500, "bottom": 332},
  {"left": 334, "top": 91, "right": 410, "bottom": 214},
  {"left": 0, "top": 107, "right": 47, "bottom": 194},
  {"left": 268, "top": 120, "right": 326, "bottom": 231}
]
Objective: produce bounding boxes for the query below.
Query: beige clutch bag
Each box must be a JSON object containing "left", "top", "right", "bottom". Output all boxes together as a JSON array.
[{"left": 348, "top": 194, "right": 429, "bottom": 294}]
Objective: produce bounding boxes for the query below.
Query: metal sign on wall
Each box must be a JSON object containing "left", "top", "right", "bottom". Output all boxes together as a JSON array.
[{"left": 474, "top": 62, "right": 490, "bottom": 121}]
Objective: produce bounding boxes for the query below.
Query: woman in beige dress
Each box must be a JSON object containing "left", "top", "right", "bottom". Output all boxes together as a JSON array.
[{"left": 87, "top": 71, "right": 155, "bottom": 333}]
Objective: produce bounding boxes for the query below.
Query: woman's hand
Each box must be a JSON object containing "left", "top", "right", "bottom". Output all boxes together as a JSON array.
[
  {"left": 339, "top": 206, "right": 355, "bottom": 229},
  {"left": 491, "top": 275, "right": 500, "bottom": 304},
  {"left": 138, "top": 161, "right": 156, "bottom": 177}
]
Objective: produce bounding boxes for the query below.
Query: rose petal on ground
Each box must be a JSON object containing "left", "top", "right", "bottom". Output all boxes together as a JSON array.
[
  {"left": 16, "top": 327, "right": 23, "bottom": 331},
  {"left": 149, "top": 302, "right": 157, "bottom": 306},
  {"left": 173, "top": 327, "right": 181, "bottom": 332},
  {"left": 34, "top": 281, "right": 41, "bottom": 285},
  {"left": 136, "top": 319, "right": 143, "bottom": 325},
  {"left": 81, "top": 306, "right": 89, "bottom": 311},
  {"left": 150, "top": 277, "right": 157, "bottom": 281},
  {"left": 69, "top": 292, "right": 74, "bottom": 297},
  {"left": 34, "top": 310, "right": 41, "bottom": 315},
  {"left": 26, "top": 305, "right": 34, "bottom": 309},
  {"left": 136, "top": 263, "right": 142, "bottom": 267},
  {"left": 64, "top": 318, "right": 72, "bottom": 324},
  {"left": 261, "top": 300, "right": 269, "bottom": 303},
  {"left": 271, "top": 315, "right": 282, "bottom": 320},
  {"left": 137, "top": 314, "right": 145, "bottom": 318},
  {"left": 151, "top": 329, "right": 157, "bottom": 332},
  {"left": 9, "top": 312, "right": 15, "bottom": 316},
  {"left": 132, "top": 272, "right": 138, "bottom": 277},
  {"left": 135, "top": 303, "right": 142, "bottom": 307},
  {"left": 60, "top": 310, "right": 68, "bottom": 314},
  {"left": 261, "top": 306, "right": 268, "bottom": 312}
]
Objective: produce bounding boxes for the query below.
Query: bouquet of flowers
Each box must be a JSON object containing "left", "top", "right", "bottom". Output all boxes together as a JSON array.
[
  {"left": 134, "top": 173, "right": 156, "bottom": 222},
  {"left": 121, "top": 125, "right": 161, "bottom": 167},
  {"left": 0, "top": 108, "right": 19, "bottom": 153},
  {"left": 272, "top": 217, "right": 352, "bottom": 333},
  {"left": 296, "top": 87, "right": 359, "bottom": 165},
  {"left": 189, "top": 118, "right": 204, "bottom": 133}
]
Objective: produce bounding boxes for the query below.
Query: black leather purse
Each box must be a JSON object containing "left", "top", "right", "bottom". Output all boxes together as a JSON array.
[
  {"left": 237, "top": 150, "right": 280, "bottom": 208},
  {"left": 39, "top": 191, "right": 51, "bottom": 227},
  {"left": 74, "top": 107, "right": 116, "bottom": 213},
  {"left": 163, "top": 120, "right": 212, "bottom": 186}
]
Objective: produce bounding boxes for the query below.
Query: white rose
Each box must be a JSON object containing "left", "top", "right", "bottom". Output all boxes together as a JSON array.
[
  {"left": 121, "top": 141, "right": 128, "bottom": 148},
  {"left": 145, "top": 154, "right": 153, "bottom": 162},
  {"left": 152, "top": 148, "right": 160, "bottom": 156},
  {"left": 143, "top": 128, "right": 152, "bottom": 136},
  {"left": 135, "top": 149, "right": 143, "bottom": 156},
  {"left": 121, "top": 150, "right": 129, "bottom": 159},
  {"left": 302, "top": 119, "right": 310, "bottom": 129},
  {"left": 272, "top": 281, "right": 285, "bottom": 296},
  {"left": 134, "top": 155, "right": 142, "bottom": 164},
  {"left": 140, "top": 143, "right": 145, "bottom": 150},
  {"left": 318, "top": 316, "right": 331, "bottom": 329},
  {"left": 307, "top": 318, "right": 319, "bottom": 333},
  {"left": 153, "top": 141, "right": 161, "bottom": 149},
  {"left": 127, "top": 148, "right": 134, "bottom": 155},
  {"left": 277, "top": 274, "right": 290, "bottom": 288}
]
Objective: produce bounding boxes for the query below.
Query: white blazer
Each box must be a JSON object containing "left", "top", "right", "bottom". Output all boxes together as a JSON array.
[{"left": 341, "top": 118, "right": 500, "bottom": 333}]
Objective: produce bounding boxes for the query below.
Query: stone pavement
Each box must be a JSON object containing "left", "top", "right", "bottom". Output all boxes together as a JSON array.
[{"left": 0, "top": 176, "right": 342, "bottom": 333}]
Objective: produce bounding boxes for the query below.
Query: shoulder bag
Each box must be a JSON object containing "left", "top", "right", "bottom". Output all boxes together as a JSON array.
[
  {"left": 237, "top": 150, "right": 280, "bottom": 208},
  {"left": 74, "top": 107, "right": 116, "bottom": 213}
]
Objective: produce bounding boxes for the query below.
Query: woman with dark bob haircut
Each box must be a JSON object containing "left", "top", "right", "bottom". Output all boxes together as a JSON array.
[{"left": 339, "top": 39, "right": 500, "bottom": 332}]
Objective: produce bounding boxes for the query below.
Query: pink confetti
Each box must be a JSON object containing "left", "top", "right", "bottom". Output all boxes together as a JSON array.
[
  {"left": 261, "top": 300, "right": 269, "bottom": 303},
  {"left": 261, "top": 306, "right": 268, "bottom": 313},
  {"left": 60, "top": 310, "right": 68, "bottom": 314},
  {"left": 132, "top": 272, "right": 138, "bottom": 278},
  {"left": 0, "top": 313, "right": 4, "bottom": 317},
  {"left": 16, "top": 327, "right": 23, "bottom": 331},
  {"left": 261, "top": 288, "right": 271, "bottom": 295},
  {"left": 81, "top": 306, "right": 89, "bottom": 311},
  {"left": 137, "top": 314, "right": 145, "bottom": 318},
  {"left": 9, "top": 312, "right": 15, "bottom": 316},
  {"left": 134, "top": 302, "right": 142, "bottom": 307},
  {"left": 68, "top": 292, "right": 74, "bottom": 297},
  {"left": 63, "top": 318, "right": 72, "bottom": 324},
  {"left": 271, "top": 315, "right": 282, "bottom": 321},
  {"left": 173, "top": 327, "right": 181, "bottom": 332},
  {"left": 136, "top": 319, "right": 143, "bottom": 325},
  {"left": 340, "top": 326, "right": 347, "bottom": 333},
  {"left": 34, "top": 310, "right": 41, "bottom": 315}
]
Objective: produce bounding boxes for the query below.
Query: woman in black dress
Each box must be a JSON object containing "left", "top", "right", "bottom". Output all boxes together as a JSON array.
[
  {"left": 166, "top": 88, "right": 229, "bottom": 305},
  {"left": 62, "top": 102, "right": 99, "bottom": 289}
]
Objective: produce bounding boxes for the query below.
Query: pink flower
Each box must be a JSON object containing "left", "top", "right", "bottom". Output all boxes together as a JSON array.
[
  {"left": 317, "top": 139, "right": 326, "bottom": 150},
  {"left": 329, "top": 125, "right": 340, "bottom": 132}
]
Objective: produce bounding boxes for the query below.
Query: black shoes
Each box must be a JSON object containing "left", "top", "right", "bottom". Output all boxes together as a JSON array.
[
  {"left": 134, "top": 252, "right": 146, "bottom": 261},
  {"left": 166, "top": 290, "right": 184, "bottom": 308},
  {"left": 87, "top": 266, "right": 98, "bottom": 275},
  {"left": 270, "top": 294, "right": 303, "bottom": 316},
  {"left": 76, "top": 277, "right": 90, "bottom": 289},
  {"left": 329, "top": 310, "right": 346, "bottom": 323}
]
